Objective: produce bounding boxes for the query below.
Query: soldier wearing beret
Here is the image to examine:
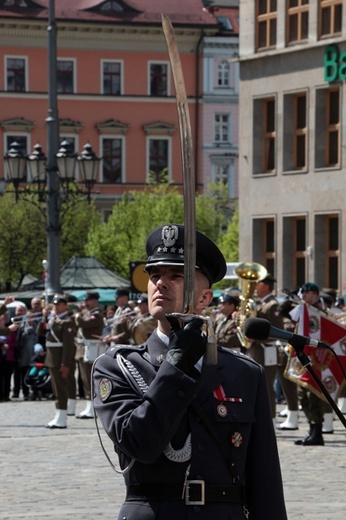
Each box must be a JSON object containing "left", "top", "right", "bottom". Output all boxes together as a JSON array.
[
  {"left": 75, "top": 291, "right": 104, "bottom": 419},
  {"left": 37, "top": 294, "right": 76, "bottom": 429},
  {"left": 93, "top": 224, "right": 287, "bottom": 520},
  {"left": 215, "top": 293, "right": 242, "bottom": 352}
]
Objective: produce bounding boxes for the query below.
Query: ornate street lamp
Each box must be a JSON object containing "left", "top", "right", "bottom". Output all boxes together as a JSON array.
[
  {"left": 78, "top": 142, "right": 101, "bottom": 202},
  {"left": 27, "top": 143, "right": 47, "bottom": 202},
  {"left": 4, "top": 141, "right": 27, "bottom": 201}
]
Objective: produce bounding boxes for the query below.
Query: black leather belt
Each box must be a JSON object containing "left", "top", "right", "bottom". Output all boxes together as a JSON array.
[{"left": 126, "top": 481, "right": 246, "bottom": 505}]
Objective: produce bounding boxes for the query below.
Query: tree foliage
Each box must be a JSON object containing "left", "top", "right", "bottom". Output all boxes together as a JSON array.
[
  {"left": 0, "top": 193, "right": 100, "bottom": 291},
  {"left": 85, "top": 182, "right": 239, "bottom": 279}
]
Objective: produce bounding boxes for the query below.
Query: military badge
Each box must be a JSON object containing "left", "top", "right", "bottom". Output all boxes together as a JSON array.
[
  {"left": 161, "top": 224, "right": 178, "bottom": 247},
  {"left": 231, "top": 432, "right": 243, "bottom": 448},
  {"left": 99, "top": 378, "right": 112, "bottom": 402}
]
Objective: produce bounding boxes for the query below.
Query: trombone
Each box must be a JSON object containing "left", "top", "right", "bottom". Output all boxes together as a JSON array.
[{"left": 11, "top": 311, "right": 43, "bottom": 323}]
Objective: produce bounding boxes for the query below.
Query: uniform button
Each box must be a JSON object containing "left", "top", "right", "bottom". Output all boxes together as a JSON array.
[
  {"left": 177, "top": 390, "right": 185, "bottom": 398},
  {"left": 193, "top": 506, "right": 201, "bottom": 514},
  {"left": 197, "top": 444, "right": 204, "bottom": 452}
]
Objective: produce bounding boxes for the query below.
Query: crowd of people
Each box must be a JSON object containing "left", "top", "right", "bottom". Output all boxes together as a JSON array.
[
  {"left": 0, "top": 290, "right": 157, "bottom": 423},
  {"left": 210, "top": 278, "right": 346, "bottom": 446},
  {"left": 2, "top": 223, "right": 346, "bottom": 518},
  {"left": 1, "top": 267, "right": 345, "bottom": 440}
]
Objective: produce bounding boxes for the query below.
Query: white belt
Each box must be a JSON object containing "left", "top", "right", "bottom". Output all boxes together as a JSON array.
[{"left": 46, "top": 341, "right": 63, "bottom": 347}]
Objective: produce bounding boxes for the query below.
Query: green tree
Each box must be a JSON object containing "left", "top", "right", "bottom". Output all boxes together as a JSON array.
[
  {"left": 0, "top": 193, "right": 101, "bottom": 290},
  {"left": 85, "top": 182, "right": 239, "bottom": 279},
  {"left": 219, "top": 209, "right": 239, "bottom": 262},
  {"left": 0, "top": 194, "right": 46, "bottom": 290},
  {"left": 60, "top": 198, "right": 100, "bottom": 265}
]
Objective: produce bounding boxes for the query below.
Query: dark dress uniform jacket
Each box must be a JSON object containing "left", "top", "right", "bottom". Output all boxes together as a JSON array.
[{"left": 93, "top": 330, "right": 287, "bottom": 520}]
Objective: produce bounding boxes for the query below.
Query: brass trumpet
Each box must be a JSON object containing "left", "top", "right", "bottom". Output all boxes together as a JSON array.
[{"left": 234, "top": 262, "right": 267, "bottom": 348}]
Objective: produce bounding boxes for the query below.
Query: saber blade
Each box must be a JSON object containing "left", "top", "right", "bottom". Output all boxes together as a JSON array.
[{"left": 161, "top": 13, "right": 196, "bottom": 315}]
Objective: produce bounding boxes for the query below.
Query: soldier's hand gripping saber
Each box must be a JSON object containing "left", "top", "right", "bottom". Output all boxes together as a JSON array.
[{"left": 161, "top": 13, "right": 217, "bottom": 365}]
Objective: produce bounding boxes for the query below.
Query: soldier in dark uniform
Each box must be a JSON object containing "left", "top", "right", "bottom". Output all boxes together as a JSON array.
[
  {"left": 93, "top": 224, "right": 287, "bottom": 520},
  {"left": 37, "top": 294, "right": 76, "bottom": 429},
  {"left": 75, "top": 291, "right": 104, "bottom": 419},
  {"left": 246, "top": 274, "right": 284, "bottom": 420},
  {"left": 214, "top": 293, "right": 242, "bottom": 352}
]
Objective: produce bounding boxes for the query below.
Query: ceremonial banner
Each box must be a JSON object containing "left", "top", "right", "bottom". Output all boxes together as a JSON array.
[{"left": 285, "top": 303, "right": 346, "bottom": 402}]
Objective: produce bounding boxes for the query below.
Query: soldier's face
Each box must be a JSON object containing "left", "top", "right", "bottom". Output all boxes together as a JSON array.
[{"left": 147, "top": 265, "right": 212, "bottom": 323}]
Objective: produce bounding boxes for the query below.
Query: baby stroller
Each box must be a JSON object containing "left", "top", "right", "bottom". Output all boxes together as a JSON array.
[{"left": 24, "top": 344, "right": 53, "bottom": 400}]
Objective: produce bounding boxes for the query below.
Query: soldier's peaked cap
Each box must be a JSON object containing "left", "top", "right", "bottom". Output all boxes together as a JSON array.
[
  {"left": 145, "top": 224, "right": 227, "bottom": 285},
  {"left": 53, "top": 294, "right": 67, "bottom": 304},
  {"left": 84, "top": 291, "right": 100, "bottom": 301}
]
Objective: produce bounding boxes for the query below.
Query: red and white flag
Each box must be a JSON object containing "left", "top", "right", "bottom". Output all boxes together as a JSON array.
[{"left": 285, "top": 303, "right": 346, "bottom": 402}]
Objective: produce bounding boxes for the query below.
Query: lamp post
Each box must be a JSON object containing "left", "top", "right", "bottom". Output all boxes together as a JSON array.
[
  {"left": 3, "top": 0, "right": 100, "bottom": 300},
  {"left": 46, "top": 0, "right": 61, "bottom": 295}
]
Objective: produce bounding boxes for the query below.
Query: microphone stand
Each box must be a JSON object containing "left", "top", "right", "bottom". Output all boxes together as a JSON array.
[{"left": 291, "top": 337, "right": 346, "bottom": 429}]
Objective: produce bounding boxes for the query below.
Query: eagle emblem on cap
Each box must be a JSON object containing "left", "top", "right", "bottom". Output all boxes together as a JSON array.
[{"left": 161, "top": 225, "right": 178, "bottom": 247}]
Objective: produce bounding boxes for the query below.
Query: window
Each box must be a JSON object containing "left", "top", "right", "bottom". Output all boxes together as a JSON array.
[
  {"left": 212, "top": 161, "right": 235, "bottom": 198},
  {"left": 319, "top": 0, "right": 342, "bottom": 38},
  {"left": 315, "top": 213, "right": 339, "bottom": 290},
  {"left": 149, "top": 63, "right": 169, "bottom": 96},
  {"left": 102, "top": 61, "right": 122, "bottom": 95},
  {"left": 253, "top": 97, "right": 276, "bottom": 174},
  {"left": 287, "top": 0, "right": 309, "bottom": 44},
  {"left": 282, "top": 215, "right": 307, "bottom": 289},
  {"left": 252, "top": 217, "right": 276, "bottom": 274},
  {"left": 6, "top": 57, "right": 26, "bottom": 92},
  {"left": 256, "top": 0, "right": 277, "bottom": 50},
  {"left": 264, "top": 98, "right": 276, "bottom": 172},
  {"left": 327, "top": 215, "right": 339, "bottom": 289},
  {"left": 315, "top": 87, "right": 340, "bottom": 168},
  {"left": 294, "top": 217, "right": 307, "bottom": 288},
  {"left": 148, "top": 138, "right": 169, "bottom": 182},
  {"left": 101, "top": 137, "right": 123, "bottom": 183},
  {"left": 294, "top": 94, "right": 307, "bottom": 169},
  {"left": 217, "top": 60, "right": 230, "bottom": 87},
  {"left": 284, "top": 92, "right": 307, "bottom": 172},
  {"left": 57, "top": 59, "right": 74, "bottom": 94},
  {"left": 326, "top": 89, "right": 340, "bottom": 167},
  {"left": 214, "top": 114, "right": 230, "bottom": 144}
]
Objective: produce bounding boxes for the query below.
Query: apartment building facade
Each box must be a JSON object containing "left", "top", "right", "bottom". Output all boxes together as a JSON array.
[
  {"left": 0, "top": 0, "right": 224, "bottom": 217},
  {"left": 238, "top": 0, "right": 346, "bottom": 295}
]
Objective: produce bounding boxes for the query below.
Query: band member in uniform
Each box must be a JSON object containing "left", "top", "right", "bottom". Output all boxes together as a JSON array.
[
  {"left": 127, "top": 293, "right": 157, "bottom": 344},
  {"left": 75, "top": 291, "right": 104, "bottom": 419},
  {"left": 103, "top": 289, "right": 134, "bottom": 346},
  {"left": 294, "top": 282, "right": 328, "bottom": 446},
  {"left": 246, "top": 274, "right": 284, "bottom": 420},
  {"left": 37, "top": 294, "right": 76, "bottom": 429},
  {"left": 214, "top": 293, "right": 242, "bottom": 352},
  {"left": 93, "top": 224, "right": 287, "bottom": 520}
]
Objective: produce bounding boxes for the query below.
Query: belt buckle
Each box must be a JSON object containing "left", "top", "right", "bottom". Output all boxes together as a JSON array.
[{"left": 185, "top": 480, "right": 205, "bottom": 506}]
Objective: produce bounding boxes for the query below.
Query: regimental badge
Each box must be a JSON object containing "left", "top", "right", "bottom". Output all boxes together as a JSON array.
[
  {"left": 231, "top": 432, "right": 243, "bottom": 448},
  {"left": 161, "top": 225, "right": 179, "bottom": 247},
  {"left": 217, "top": 403, "right": 228, "bottom": 417},
  {"left": 99, "top": 378, "right": 112, "bottom": 402}
]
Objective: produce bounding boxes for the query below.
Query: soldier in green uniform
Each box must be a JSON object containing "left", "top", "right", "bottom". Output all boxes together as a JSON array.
[
  {"left": 214, "top": 294, "right": 241, "bottom": 352},
  {"left": 75, "top": 291, "right": 104, "bottom": 418},
  {"left": 38, "top": 294, "right": 76, "bottom": 429}
]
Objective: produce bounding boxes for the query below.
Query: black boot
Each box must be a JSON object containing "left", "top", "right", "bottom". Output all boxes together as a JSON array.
[
  {"left": 295, "top": 423, "right": 312, "bottom": 445},
  {"left": 295, "top": 423, "right": 324, "bottom": 446}
]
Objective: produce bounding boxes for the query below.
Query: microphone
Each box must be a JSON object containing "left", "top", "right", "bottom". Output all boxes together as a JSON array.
[{"left": 244, "top": 317, "right": 327, "bottom": 349}]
